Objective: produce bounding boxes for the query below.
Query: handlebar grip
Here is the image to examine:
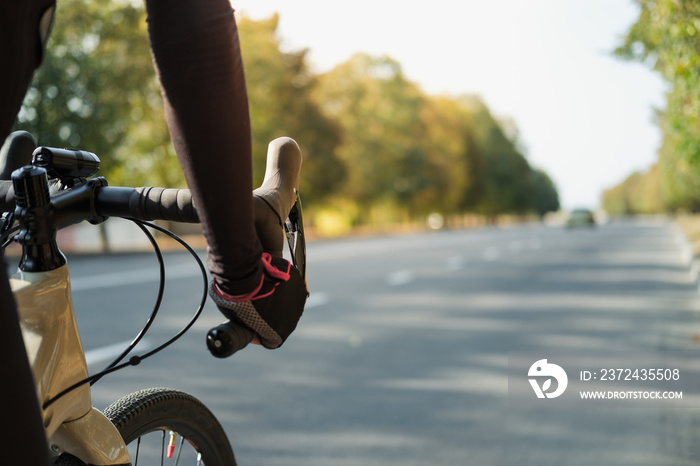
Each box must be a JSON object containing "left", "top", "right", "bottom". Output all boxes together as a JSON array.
[
  {"left": 133, "top": 187, "right": 199, "bottom": 223},
  {"left": 206, "top": 320, "right": 255, "bottom": 358},
  {"left": 94, "top": 186, "right": 199, "bottom": 223}
]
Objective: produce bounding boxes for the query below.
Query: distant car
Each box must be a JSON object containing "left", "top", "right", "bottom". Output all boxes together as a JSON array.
[{"left": 566, "top": 208, "right": 596, "bottom": 228}]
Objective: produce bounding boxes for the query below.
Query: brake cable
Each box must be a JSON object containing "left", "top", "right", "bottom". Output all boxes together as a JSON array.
[
  {"left": 88, "top": 219, "right": 166, "bottom": 385},
  {"left": 43, "top": 219, "right": 208, "bottom": 410},
  {"left": 0, "top": 224, "right": 19, "bottom": 248}
]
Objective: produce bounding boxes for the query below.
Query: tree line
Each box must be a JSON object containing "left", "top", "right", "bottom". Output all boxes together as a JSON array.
[
  {"left": 604, "top": 0, "right": 700, "bottom": 214},
  {"left": 14, "top": 1, "right": 559, "bottom": 233}
]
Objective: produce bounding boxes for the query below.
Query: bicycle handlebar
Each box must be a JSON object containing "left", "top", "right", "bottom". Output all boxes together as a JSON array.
[
  {"left": 99, "top": 183, "right": 255, "bottom": 357},
  {"left": 95, "top": 186, "right": 199, "bottom": 223},
  {"left": 206, "top": 321, "right": 255, "bottom": 358},
  {"left": 0, "top": 178, "right": 199, "bottom": 225},
  {"left": 2, "top": 168, "right": 256, "bottom": 358},
  {"left": 2, "top": 137, "right": 308, "bottom": 359}
]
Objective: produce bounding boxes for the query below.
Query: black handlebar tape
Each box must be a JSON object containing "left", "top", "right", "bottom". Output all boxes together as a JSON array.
[
  {"left": 206, "top": 320, "right": 255, "bottom": 358},
  {"left": 0, "top": 183, "right": 200, "bottom": 223},
  {"left": 95, "top": 186, "right": 199, "bottom": 223}
]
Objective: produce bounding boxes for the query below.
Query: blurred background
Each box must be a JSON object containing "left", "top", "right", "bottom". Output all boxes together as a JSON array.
[
  {"left": 12, "top": 1, "right": 700, "bottom": 465},
  {"left": 16, "top": 0, "right": 688, "bottom": 240}
]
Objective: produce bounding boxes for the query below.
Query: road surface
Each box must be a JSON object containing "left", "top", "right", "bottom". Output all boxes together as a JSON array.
[{"left": 54, "top": 217, "right": 700, "bottom": 465}]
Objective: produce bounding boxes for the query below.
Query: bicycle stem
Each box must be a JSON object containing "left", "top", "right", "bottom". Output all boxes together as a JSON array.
[{"left": 13, "top": 166, "right": 66, "bottom": 272}]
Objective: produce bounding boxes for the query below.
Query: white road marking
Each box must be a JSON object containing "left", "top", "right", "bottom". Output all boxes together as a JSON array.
[
  {"left": 528, "top": 238, "right": 542, "bottom": 250},
  {"left": 508, "top": 240, "right": 523, "bottom": 254},
  {"left": 482, "top": 247, "right": 500, "bottom": 261},
  {"left": 71, "top": 263, "right": 200, "bottom": 291},
  {"left": 387, "top": 270, "right": 414, "bottom": 286},
  {"left": 85, "top": 292, "right": 328, "bottom": 367},
  {"left": 85, "top": 339, "right": 154, "bottom": 366},
  {"left": 445, "top": 256, "right": 463, "bottom": 271}
]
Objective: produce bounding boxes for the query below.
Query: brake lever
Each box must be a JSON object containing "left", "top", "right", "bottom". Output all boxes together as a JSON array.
[
  {"left": 284, "top": 195, "right": 307, "bottom": 294},
  {"left": 207, "top": 194, "right": 308, "bottom": 359}
]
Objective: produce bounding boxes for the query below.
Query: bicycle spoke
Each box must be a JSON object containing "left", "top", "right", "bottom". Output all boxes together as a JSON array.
[
  {"left": 125, "top": 430, "right": 211, "bottom": 465},
  {"left": 160, "top": 430, "right": 166, "bottom": 466},
  {"left": 134, "top": 436, "right": 141, "bottom": 466},
  {"left": 174, "top": 436, "right": 185, "bottom": 465}
]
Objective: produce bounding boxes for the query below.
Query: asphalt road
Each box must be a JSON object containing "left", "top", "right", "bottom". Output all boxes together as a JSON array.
[{"left": 53, "top": 218, "right": 700, "bottom": 465}]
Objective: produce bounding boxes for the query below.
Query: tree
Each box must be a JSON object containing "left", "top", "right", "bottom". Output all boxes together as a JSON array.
[
  {"left": 237, "top": 14, "right": 345, "bottom": 205},
  {"left": 613, "top": 0, "right": 700, "bottom": 212},
  {"left": 15, "top": 7, "right": 346, "bottom": 199},
  {"left": 529, "top": 169, "right": 560, "bottom": 217},
  {"left": 14, "top": 0, "right": 182, "bottom": 188},
  {"left": 314, "top": 53, "right": 558, "bottom": 222},
  {"left": 602, "top": 163, "right": 663, "bottom": 215},
  {"left": 14, "top": 6, "right": 559, "bottom": 225},
  {"left": 463, "top": 97, "right": 534, "bottom": 216},
  {"left": 420, "top": 95, "right": 480, "bottom": 215},
  {"left": 314, "top": 53, "right": 452, "bottom": 219}
]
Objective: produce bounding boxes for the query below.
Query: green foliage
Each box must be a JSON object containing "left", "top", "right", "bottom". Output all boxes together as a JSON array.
[
  {"left": 602, "top": 167, "right": 661, "bottom": 215},
  {"left": 462, "top": 99, "right": 543, "bottom": 216},
  {"left": 313, "top": 54, "right": 559, "bottom": 222},
  {"left": 14, "top": 0, "right": 182, "bottom": 188},
  {"left": 14, "top": 5, "right": 559, "bottom": 227},
  {"left": 237, "top": 14, "right": 345, "bottom": 205},
  {"left": 313, "top": 53, "right": 436, "bottom": 216},
  {"left": 529, "top": 169, "right": 561, "bottom": 217},
  {"left": 609, "top": 0, "right": 700, "bottom": 213}
]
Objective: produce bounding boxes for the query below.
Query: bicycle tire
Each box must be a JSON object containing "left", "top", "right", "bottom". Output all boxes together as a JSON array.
[
  {"left": 53, "top": 453, "right": 87, "bottom": 465},
  {"left": 103, "top": 387, "right": 236, "bottom": 466}
]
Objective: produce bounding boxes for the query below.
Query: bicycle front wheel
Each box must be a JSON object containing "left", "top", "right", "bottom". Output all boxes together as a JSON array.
[{"left": 103, "top": 387, "right": 236, "bottom": 466}]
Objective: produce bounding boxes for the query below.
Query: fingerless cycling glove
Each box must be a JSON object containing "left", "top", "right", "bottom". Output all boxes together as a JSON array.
[{"left": 209, "top": 252, "right": 307, "bottom": 349}]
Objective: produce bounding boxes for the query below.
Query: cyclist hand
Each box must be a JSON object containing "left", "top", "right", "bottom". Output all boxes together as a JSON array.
[{"left": 210, "top": 253, "right": 307, "bottom": 349}]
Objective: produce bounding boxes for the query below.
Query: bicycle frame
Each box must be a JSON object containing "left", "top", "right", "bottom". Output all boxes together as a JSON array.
[{"left": 12, "top": 265, "right": 130, "bottom": 465}]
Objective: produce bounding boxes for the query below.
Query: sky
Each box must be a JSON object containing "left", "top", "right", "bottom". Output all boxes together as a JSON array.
[{"left": 235, "top": 0, "right": 667, "bottom": 210}]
